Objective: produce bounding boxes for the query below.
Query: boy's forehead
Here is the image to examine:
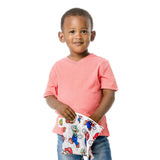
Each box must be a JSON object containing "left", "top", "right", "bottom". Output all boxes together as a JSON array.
[{"left": 63, "top": 16, "right": 92, "bottom": 29}]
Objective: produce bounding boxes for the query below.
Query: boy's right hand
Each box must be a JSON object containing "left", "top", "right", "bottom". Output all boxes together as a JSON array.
[{"left": 56, "top": 102, "right": 76, "bottom": 122}]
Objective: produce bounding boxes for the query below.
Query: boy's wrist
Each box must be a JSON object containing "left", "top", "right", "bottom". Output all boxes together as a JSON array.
[
  {"left": 90, "top": 113, "right": 102, "bottom": 123},
  {"left": 46, "top": 95, "right": 62, "bottom": 110}
]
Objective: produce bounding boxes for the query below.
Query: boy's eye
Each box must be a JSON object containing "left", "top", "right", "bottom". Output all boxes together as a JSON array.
[
  {"left": 81, "top": 30, "right": 87, "bottom": 34},
  {"left": 69, "top": 30, "right": 75, "bottom": 33}
]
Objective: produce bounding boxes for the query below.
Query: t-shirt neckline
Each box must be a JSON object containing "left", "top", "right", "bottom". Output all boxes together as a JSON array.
[{"left": 65, "top": 53, "right": 94, "bottom": 64}]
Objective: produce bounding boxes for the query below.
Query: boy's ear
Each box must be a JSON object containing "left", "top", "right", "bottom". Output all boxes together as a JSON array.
[
  {"left": 91, "top": 31, "right": 96, "bottom": 41},
  {"left": 58, "top": 32, "right": 65, "bottom": 43}
]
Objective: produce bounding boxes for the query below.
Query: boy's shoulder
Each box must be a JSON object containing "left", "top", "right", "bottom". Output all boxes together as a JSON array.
[
  {"left": 91, "top": 54, "right": 109, "bottom": 62},
  {"left": 87, "top": 54, "right": 109, "bottom": 67},
  {"left": 52, "top": 57, "right": 67, "bottom": 67},
  {"left": 55, "top": 57, "right": 66, "bottom": 64}
]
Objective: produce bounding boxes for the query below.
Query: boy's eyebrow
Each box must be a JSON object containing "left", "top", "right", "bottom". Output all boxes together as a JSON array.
[
  {"left": 68, "top": 27, "right": 89, "bottom": 29},
  {"left": 81, "top": 27, "right": 88, "bottom": 29}
]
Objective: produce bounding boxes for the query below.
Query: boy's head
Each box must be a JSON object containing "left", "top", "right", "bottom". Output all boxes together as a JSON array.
[
  {"left": 58, "top": 8, "right": 96, "bottom": 55},
  {"left": 60, "top": 8, "right": 93, "bottom": 31}
]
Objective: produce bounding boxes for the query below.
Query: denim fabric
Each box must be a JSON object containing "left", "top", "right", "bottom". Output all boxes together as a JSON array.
[{"left": 57, "top": 134, "right": 112, "bottom": 160}]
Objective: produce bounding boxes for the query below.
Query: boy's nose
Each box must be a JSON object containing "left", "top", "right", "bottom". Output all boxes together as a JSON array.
[{"left": 74, "top": 32, "right": 82, "bottom": 39}]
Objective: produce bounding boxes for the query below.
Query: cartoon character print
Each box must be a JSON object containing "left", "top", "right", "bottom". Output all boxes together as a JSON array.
[
  {"left": 68, "top": 125, "right": 80, "bottom": 148},
  {"left": 63, "top": 127, "right": 66, "bottom": 133},
  {"left": 88, "top": 155, "right": 91, "bottom": 160},
  {"left": 88, "top": 147, "right": 93, "bottom": 160},
  {"left": 63, "top": 135, "right": 65, "bottom": 141},
  {"left": 63, "top": 147, "right": 73, "bottom": 154},
  {"left": 60, "top": 113, "right": 103, "bottom": 160},
  {"left": 84, "top": 120, "right": 96, "bottom": 131},
  {"left": 78, "top": 115, "right": 82, "bottom": 123},
  {"left": 80, "top": 148, "right": 85, "bottom": 155},
  {"left": 82, "top": 128, "right": 90, "bottom": 146},
  {"left": 65, "top": 119, "right": 75, "bottom": 124},
  {"left": 93, "top": 132, "right": 99, "bottom": 139},
  {"left": 59, "top": 118, "right": 63, "bottom": 126}
]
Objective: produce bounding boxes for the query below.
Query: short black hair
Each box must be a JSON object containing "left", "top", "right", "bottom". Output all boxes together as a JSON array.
[{"left": 61, "top": 8, "right": 93, "bottom": 30}]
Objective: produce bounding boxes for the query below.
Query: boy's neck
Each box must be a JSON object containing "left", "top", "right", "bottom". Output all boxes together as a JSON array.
[{"left": 68, "top": 51, "right": 90, "bottom": 61}]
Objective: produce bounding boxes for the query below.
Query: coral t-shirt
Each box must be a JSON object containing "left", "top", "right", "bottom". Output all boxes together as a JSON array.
[{"left": 44, "top": 53, "right": 118, "bottom": 136}]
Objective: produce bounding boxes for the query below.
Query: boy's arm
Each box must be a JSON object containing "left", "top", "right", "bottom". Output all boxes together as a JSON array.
[
  {"left": 89, "top": 89, "right": 115, "bottom": 123},
  {"left": 46, "top": 95, "right": 76, "bottom": 121}
]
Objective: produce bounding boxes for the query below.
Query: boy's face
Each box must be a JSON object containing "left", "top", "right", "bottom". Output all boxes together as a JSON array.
[{"left": 59, "top": 16, "right": 95, "bottom": 55}]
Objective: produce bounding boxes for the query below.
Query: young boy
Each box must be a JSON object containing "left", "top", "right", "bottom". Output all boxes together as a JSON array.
[{"left": 44, "top": 8, "right": 118, "bottom": 160}]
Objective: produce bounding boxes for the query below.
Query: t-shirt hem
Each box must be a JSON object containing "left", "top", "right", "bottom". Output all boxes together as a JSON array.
[{"left": 101, "top": 86, "right": 118, "bottom": 91}]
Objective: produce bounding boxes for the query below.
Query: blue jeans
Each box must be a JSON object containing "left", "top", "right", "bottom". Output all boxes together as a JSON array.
[{"left": 57, "top": 134, "right": 112, "bottom": 160}]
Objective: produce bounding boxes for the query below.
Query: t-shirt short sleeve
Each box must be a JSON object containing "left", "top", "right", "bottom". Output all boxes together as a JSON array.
[
  {"left": 44, "top": 64, "right": 58, "bottom": 98},
  {"left": 99, "top": 60, "right": 118, "bottom": 91}
]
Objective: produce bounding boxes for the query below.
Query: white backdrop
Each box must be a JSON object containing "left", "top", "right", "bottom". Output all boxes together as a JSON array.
[{"left": 0, "top": 0, "right": 160, "bottom": 159}]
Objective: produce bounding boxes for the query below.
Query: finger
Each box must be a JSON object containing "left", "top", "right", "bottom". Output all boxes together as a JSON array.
[
  {"left": 67, "top": 107, "right": 76, "bottom": 120},
  {"left": 65, "top": 109, "right": 75, "bottom": 121},
  {"left": 67, "top": 106, "right": 76, "bottom": 117},
  {"left": 62, "top": 109, "right": 72, "bottom": 121},
  {"left": 64, "top": 108, "right": 75, "bottom": 121}
]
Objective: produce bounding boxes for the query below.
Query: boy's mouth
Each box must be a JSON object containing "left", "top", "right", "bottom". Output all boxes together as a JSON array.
[{"left": 73, "top": 42, "right": 84, "bottom": 46}]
